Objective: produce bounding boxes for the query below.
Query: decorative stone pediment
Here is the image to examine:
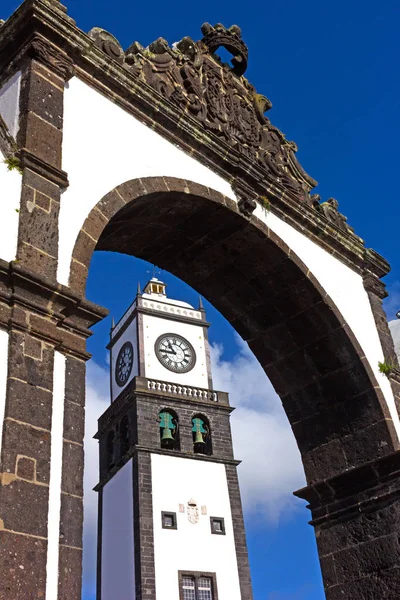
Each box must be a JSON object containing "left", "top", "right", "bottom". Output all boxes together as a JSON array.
[
  {"left": 84, "top": 22, "right": 358, "bottom": 236},
  {"left": 87, "top": 23, "right": 316, "bottom": 204}
]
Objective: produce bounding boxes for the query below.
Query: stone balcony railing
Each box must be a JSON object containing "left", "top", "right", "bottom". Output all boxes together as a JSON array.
[{"left": 145, "top": 378, "right": 224, "bottom": 403}]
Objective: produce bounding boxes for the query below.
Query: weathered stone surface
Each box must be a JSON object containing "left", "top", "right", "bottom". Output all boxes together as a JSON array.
[{"left": 0, "top": 531, "right": 47, "bottom": 599}]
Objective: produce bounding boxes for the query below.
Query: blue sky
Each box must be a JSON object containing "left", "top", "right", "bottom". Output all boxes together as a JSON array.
[{"left": 2, "top": 0, "right": 400, "bottom": 598}]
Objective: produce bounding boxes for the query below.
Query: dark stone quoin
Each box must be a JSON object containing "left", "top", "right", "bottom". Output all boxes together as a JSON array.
[{"left": 0, "top": 1, "right": 399, "bottom": 599}]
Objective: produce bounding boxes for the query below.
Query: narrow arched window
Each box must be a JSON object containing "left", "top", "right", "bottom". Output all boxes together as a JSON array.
[
  {"left": 106, "top": 430, "right": 116, "bottom": 469},
  {"left": 192, "top": 415, "right": 212, "bottom": 456},
  {"left": 159, "top": 410, "right": 180, "bottom": 450},
  {"left": 120, "top": 416, "right": 130, "bottom": 457}
]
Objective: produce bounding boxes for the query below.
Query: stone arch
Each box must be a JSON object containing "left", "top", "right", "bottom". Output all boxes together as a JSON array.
[{"left": 70, "top": 176, "right": 398, "bottom": 485}]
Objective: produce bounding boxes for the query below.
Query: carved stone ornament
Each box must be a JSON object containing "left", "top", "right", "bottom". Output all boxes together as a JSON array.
[
  {"left": 201, "top": 23, "right": 248, "bottom": 76},
  {"left": 88, "top": 28, "right": 124, "bottom": 64},
  {"left": 238, "top": 195, "right": 257, "bottom": 217},
  {"left": 187, "top": 498, "right": 200, "bottom": 524},
  {"left": 30, "top": 36, "right": 74, "bottom": 80},
  {"left": 86, "top": 22, "right": 316, "bottom": 203},
  {"left": 80, "top": 21, "right": 363, "bottom": 229},
  {"left": 319, "top": 197, "right": 356, "bottom": 235}
]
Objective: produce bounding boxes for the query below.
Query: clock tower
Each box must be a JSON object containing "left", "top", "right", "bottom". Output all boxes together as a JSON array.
[{"left": 95, "top": 278, "right": 253, "bottom": 600}]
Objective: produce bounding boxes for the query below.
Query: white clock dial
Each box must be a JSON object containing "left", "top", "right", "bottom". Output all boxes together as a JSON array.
[{"left": 155, "top": 334, "right": 196, "bottom": 373}]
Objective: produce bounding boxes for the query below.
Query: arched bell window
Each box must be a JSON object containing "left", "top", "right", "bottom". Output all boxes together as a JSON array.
[
  {"left": 192, "top": 415, "right": 212, "bottom": 456},
  {"left": 106, "top": 429, "right": 116, "bottom": 469},
  {"left": 120, "top": 415, "right": 130, "bottom": 457},
  {"left": 159, "top": 410, "right": 180, "bottom": 450}
]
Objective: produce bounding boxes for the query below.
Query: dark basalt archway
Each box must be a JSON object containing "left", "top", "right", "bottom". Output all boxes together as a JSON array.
[
  {"left": 71, "top": 177, "right": 400, "bottom": 598},
  {"left": 72, "top": 177, "right": 398, "bottom": 486}
]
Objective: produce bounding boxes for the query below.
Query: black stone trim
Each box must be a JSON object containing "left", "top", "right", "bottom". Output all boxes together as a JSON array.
[
  {"left": 161, "top": 511, "right": 177, "bottom": 530},
  {"left": 210, "top": 516, "right": 225, "bottom": 535},
  {"left": 133, "top": 452, "right": 156, "bottom": 600},
  {"left": 225, "top": 464, "right": 253, "bottom": 600}
]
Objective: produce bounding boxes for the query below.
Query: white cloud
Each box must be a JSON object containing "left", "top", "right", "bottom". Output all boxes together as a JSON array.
[
  {"left": 384, "top": 281, "right": 400, "bottom": 320},
  {"left": 210, "top": 337, "right": 305, "bottom": 523},
  {"left": 82, "top": 338, "right": 306, "bottom": 593}
]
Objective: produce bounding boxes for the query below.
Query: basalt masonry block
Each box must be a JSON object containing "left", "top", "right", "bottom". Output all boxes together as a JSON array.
[
  {"left": 0, "top": 478, "right": 49, "bottom": 538},
  {"left": 58, "top": 546, "right": 83, "bottom": 600},
  {"left": 59, "top": 493, "right": 84, "bottom": 548},
  {"left": 1, "top": 419, "right": 51, "bottom": 484},
  {"left": 295, "top": 450, "right": 400, "bottom": 597},
  {"left": 0, "top": 530, "right": 47, "bottom": 600}
]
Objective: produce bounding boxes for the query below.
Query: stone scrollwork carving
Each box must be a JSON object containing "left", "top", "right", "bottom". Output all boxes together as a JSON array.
[
  {"left": 88, "top": 23, "right": 358, "bottom": 220},
  {"left": 119, "top": 23, "right": 317, "bottom": 202},
  {"left": 88, "top": 28, "right": 124, "bottom": 64},
  {"left": 201, "top": 22, "right": 248, "bottom": 76},
  {"left": 30, "top": 37, "right": 75, "bottom": 80},
  {"left": 319, "top": 198, "right": 352, "bottom": 233},
  {"left": 313, "top": 196, "right": 358, "bottom": 237}
]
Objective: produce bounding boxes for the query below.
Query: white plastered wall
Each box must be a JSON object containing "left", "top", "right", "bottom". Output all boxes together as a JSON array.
[
  {"left": 101, "top": 460, "right": 135, "bottom": 600},
  {"left": 60, "top": 76, "right": 399, "bottom": 437},
  {"left": 151, "top": 454, "right": 241, "bottom": 600},
  {"left": 0, "top": 150, "right": 22, "bottom": 263},
  {"left": 0, "top": 328, "right": 9, "bottom": 458},
  {"left": 0, "top": 71, "right": 21, "bottom": 138},
  {"left": 46, "top": 351, "right": 66, "bottom": 600}
]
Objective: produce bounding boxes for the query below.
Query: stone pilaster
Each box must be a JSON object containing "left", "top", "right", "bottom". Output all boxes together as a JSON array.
[
  {"left": 295, "top": 450, "right": 400, "bottom": 599},
  {"left": 363, "top": 270, "right": 398, "bottom": 367}
]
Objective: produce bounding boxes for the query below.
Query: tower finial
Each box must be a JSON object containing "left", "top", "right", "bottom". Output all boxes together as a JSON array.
[
  {"left": 137, "top": 281, "right": 141, "bottom": 295},
  {"left": 198, "top": 295, "right": 204, "bottom": 310}
]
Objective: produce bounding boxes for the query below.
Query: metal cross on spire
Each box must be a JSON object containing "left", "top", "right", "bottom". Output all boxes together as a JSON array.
[{"left": 146, "top": 264, "right": 162, "bottom": 279}]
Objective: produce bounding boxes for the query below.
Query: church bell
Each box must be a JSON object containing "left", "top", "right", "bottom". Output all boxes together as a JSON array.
[{"left": 161, "top": 426, "right": 175, "bottom": 444}]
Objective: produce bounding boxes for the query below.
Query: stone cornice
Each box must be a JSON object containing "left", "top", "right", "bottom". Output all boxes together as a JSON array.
[
  {"left": 0, "top": 259, "right": 108, "bottom": 359},
  {"left": 0, "top": 1, "right": 390, "bottom": 280},
  {"left": 17, "top": 148, "right": 69, "bottom": 188},
  {"left": 294, "top": 450, "right": 400, "bottom": 526}
]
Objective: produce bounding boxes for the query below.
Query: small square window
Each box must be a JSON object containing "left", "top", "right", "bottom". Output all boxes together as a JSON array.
[
  {"left": 162, "top": 511, "right": 177, "bottom": 529},
  {"left": 210, "top": 517, "right": 225, "bottom": 535}
]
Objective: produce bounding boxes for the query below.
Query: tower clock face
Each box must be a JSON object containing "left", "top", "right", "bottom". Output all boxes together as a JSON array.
[
  {"left": 115, "top": 341, "right": 134, "bottom": 387},
  {"left": 155, "top": 334, "right": 196, "bottom": 373}
]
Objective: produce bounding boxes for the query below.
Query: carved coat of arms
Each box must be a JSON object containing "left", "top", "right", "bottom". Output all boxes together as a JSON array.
[{"left": 187, "top": 498, "right": 199, "bottom": 524}]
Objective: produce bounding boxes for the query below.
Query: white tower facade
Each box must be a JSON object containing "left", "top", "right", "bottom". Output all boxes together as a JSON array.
[{"left": 96, "top": 279, "right": 252, "bottom": 600}]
